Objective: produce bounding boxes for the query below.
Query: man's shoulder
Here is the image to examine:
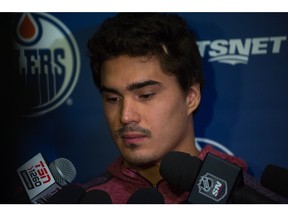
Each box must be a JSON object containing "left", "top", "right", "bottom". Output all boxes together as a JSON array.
[
  {"left": 80, "top": 171, "right": 112, "bottom": 190},
  {"left": 79, "top": 157, "right": 124, "bottom": 190},
  {"left": 198, "top": 144, "right": 248, "bottom": 171}
]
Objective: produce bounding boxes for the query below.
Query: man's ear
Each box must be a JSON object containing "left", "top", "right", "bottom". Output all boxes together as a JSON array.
[{"left": 186, "top": 83, "right": 201, "bottom": 115}]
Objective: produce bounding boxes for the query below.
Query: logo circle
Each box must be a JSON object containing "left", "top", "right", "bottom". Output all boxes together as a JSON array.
[
  {"left": 15, "top": 13, "right": 80, "bottom": 117},
  {"left": 195, "top": 137, "right": 234, "bottom": 156}
]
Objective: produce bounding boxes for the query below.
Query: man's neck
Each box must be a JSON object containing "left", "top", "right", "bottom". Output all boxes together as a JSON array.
[
  {"left": 137, "top": 164, "right": 162, "bottom": 186},
  {"left": 123, "top": 160, "right": 162, "bottom": 186}
]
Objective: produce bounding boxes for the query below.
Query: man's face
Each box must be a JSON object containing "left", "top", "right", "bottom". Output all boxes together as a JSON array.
[{"left": 100, "top": 55, "right": 200, "bottom": 166}]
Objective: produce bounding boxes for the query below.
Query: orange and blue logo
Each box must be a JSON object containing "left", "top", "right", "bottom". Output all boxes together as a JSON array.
[{"left": 15, "top": 13, "right": 80, "bottom": 117}]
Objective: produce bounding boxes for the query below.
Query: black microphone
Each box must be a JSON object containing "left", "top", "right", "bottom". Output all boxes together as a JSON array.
[
  {"left": 160, "top": 151, "right": 277, "bottom": 204},
  {"left": 80, "top": 190, "right": 112, "bottom": 204},
  {"left": 46, "top": 184, "right": 86, "bottom": 204},
  {"left": 17, "top": 153, "right": 77, "bottom": 203},
  {"left": 127, "top": 187, "right": 164, "bottom": 204},
  {"left": 261, "top": 164, "right": 288, "bottom": 199}
]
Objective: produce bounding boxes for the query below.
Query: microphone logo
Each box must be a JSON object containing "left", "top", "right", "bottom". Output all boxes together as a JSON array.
[
  {"left": 17, "top": 153, "right": 61, "bottom": 203},
  {"left": 197, "top": 173, "right": 227, "bottom": 202},
  {"left": 19, "top": 160, "right": 52, "bottom": 190}
]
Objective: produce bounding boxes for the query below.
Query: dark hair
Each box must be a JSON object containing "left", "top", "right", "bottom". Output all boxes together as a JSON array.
[{"left": 87, "top": 12, "right": 204, "bottom": 93}]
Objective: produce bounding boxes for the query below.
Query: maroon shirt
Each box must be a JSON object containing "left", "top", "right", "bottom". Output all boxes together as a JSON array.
[{"left": 83, "top": 145, "right": 248, "bottom": 204}]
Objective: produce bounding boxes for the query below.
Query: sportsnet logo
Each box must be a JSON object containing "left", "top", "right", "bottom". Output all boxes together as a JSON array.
[
  {"left": 14, "top": 13, "right": 80, "bottom": 117},
  {"left": 197, "top": 36, "right": 287, "bottom": 65},
  {"left": 197, "top": 173, "right": 228, "bottom": 202}
]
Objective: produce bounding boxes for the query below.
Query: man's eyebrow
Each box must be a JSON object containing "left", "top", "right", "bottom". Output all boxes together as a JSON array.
[
  {"left": 100, "top": 80, "right": 161, "bottom": 94},
  {"left": 126, "top": 80, "right": 161, "bottom": 91},
  {"left": 100, "top": 86, "right": 120, "bottom": 95}
]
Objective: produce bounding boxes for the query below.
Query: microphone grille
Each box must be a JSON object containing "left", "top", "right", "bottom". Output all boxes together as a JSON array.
[{"left": 49, "top": 158, "right": 77, "bottom": 186}]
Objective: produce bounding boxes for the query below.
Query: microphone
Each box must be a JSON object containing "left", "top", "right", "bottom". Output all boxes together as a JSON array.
[
  {"left": 261, "top": 164, "right": 288, "bottom": 198},
  {"left": 160, "top": 151, "right": 277, "bottom": 204},
  {"left": 16, "top": 152, "right": 76, "bottom": 203},
  {"left": 127, "top": 188, "right": 164, "bottom": 204},
  {"left": 80, "top": 190, "right": 112, "bottom": 204},
  {"left": 49, "top": 157, "right": 76, "bottom": 187},
  {"left": 46, "top": 184, "right": 86, "bottom": 204}
]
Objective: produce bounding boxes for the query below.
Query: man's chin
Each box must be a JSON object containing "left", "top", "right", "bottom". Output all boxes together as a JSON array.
[{"left": 123, "top": 153, "right": 158, "bottom": 168}]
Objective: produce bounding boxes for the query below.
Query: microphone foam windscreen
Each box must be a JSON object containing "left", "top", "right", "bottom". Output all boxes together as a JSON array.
[
  {"left": 261, "top": 164, "right": 288, "bottom": 198},
  {"left": 49, "top": 158, "right": 77, "bottom": 186},
  {"left": 47, "top": 184, "right": 85, "bottom": 204},
  {"left": 80, "top": 190, "right": 112, "bottom": 204},
  {"left": 127, "top": 188, "right": 164, "bottom": 204},
  {"left": 160, "top": 151, "right": 203, "bottom": 191}
]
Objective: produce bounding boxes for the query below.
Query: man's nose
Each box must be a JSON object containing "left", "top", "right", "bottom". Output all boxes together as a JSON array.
[{"left": 120, "top": 98, "right": 140, "bottom": 125}]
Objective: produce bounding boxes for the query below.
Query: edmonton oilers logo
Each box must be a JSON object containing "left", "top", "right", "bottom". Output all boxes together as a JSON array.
[
  {"left": 15, "top": 13, "right": 80, "bottom": 117},
  {"left": 195, "top": 137, "right": 234, "bottom": 156}
]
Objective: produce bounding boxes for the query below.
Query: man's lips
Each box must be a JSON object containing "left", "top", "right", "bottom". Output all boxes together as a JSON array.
[
  {"left": 121, "top": 133, "right": 147, "bottom": 143},
  {"left": 115, "top": 125, "right": 152, "bottom": 145}
]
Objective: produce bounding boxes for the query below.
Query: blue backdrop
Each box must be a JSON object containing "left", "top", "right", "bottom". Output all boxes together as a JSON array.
[{"left": 12, "top": 12, "right": 288, "bottom": 185}]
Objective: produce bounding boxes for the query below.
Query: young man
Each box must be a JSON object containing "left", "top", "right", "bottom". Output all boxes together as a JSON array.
[{"left": 83, "top": 13, "right": 281, "bottom": 204}]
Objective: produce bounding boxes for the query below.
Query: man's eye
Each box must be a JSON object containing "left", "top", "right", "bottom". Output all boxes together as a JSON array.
[
  {"left": 106, "top": 97, "right": 121, "bottom": 103},
  {"left": 139, "top": 93, "right": 155, "bottom": 100}
]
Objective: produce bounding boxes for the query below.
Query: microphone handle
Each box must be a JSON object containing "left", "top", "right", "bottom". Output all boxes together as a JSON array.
[{"left": 231, "top": 185, "right": 277, "bottom": 204}]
